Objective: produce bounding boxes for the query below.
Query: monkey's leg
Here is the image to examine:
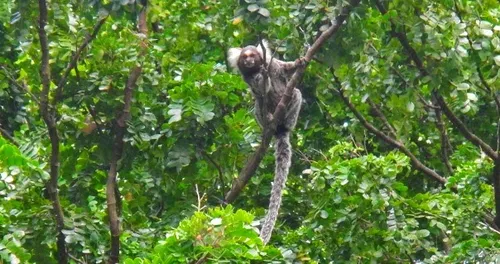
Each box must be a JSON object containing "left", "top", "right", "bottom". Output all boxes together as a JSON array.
[{"left": 283, "top": 88, "right": 302, "bottom": 130}]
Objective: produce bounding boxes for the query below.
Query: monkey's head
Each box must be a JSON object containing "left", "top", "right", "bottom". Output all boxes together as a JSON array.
[
  {"left": 237, "top": 46, "right": 263, "bottom": 75},
  {"left": 228, "top": 41, "right": 271, "bottom": 76}
]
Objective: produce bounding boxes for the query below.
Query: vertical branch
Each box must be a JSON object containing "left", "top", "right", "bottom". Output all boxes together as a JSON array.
[
  {"left": 493, "top": 158, "right": 500, "bottom": 227},
  {"left": 106, "top": 3, "right": 148, "bottom": 263},
  {"left": 432, "top": 96, "right": 454, "bottom": 175},
  {"left": 37, "top": 0, "right": 68, "bottom": 263}
]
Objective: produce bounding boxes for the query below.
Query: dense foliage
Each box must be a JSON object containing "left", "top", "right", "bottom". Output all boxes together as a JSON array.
[{"left": 1, "top": 0, "right": 500, "bottom": 263}]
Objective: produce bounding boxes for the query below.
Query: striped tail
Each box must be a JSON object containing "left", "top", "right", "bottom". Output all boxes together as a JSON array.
[{"left": 260, "top": 130, "right": 291, "bottom": 244}]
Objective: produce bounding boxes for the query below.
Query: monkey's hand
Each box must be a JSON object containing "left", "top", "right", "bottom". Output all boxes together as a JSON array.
[
  {"left": 294, "top": 56, "right": 307, "bottom": 67},
  {"left": 260, "top": 64, "right": 269, "bottom": 76}
]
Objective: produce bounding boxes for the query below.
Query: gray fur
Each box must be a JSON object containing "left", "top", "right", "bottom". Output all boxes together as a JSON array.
[{"left": 227, "top": 42, "right": 302, "bottom": 244}]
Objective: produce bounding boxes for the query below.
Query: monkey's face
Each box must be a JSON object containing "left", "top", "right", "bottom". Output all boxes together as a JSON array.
[{"left": 238, "top": 46, "right": 262, "bottom": 75}]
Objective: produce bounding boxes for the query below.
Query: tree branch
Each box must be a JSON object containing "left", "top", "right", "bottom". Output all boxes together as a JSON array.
[
  {"left": 493, "top": 157, "right": 500, "bottom": 227},
  {"left": 54, "top": 15, "right": 109, "bottom": 104},
  {"left": 201, "top": 150, "right": 226, "bottom": 198},
  {"left": 434, "top": 93, "right": 497, "bottom": 159},
  {"left": 432, "top": 97, "right": 454, "bottom": 175},
  {"left": 0, "top": 66, "right": 40, "bottom": 104},
  {"left": 224, "top": 0, "right": 361, "bottom": 204},
  {"left": 367, "top": 98, "right": 397, "bottom": 139},
  {"left": 37, "top": 0, "right": 68, "bottom": 263},
  {"left": 106, "top": 4, "right": 147, "bottom": 264},
  {"left": 0, "top": 125, "right": 19, "bottom": 147},
  {"left": 224, "top": 132, "right": 273, "bottom": 203}
]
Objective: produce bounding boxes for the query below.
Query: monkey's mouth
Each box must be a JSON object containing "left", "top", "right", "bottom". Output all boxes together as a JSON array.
[{"left": 244, "top": 60, "right": 256, "bottom": 68}]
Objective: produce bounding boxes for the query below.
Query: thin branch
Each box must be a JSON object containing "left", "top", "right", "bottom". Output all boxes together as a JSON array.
[
  {"left": 334, "top": 77, "right": 448, "bottom": 185},
  {"left": 366, "top": 98, "right": 397, "bottom": 139},
  {"left": 0, "top": 66, "right": 40, "bottom": 104},
  {"left": 87, "top": 105, "right": 104, "bottom": 135},
  {"left": 434, "top": 93, "right": 497, "bottom": 159},
  {"left": 68, "top": 254, "right": 85, "bottom": 264},
  {"left": 0, "top": 125, "right": 19, "bottom": 146},
  {"left": 201, "top": 150, "right": 226, "bottom": 198},
  {"left": 432, "top": 95, "right": 454, "bottom": 175},
  {"left": 37, "top": 1, "right": 68, "bottom": 263},
  {"left": 224, "top": 0, "right": 361, "bottom": 204},
  {"left": 106, "top": 4, "right": 148, "bottom": 263},
  {"left": 54, "top": 15, "right": 109, "bottom": 104},
  {"left": 417, "top": 94, "right": 439, "bottom": 110},
  {"left": 225, "top": 133, "right": 273, "bottom": 203},
  {"left": 453, "top": 1, "right": 500, "bottom": 152}
]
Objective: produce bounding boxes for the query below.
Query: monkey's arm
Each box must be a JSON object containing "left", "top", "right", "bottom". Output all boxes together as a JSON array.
[{"left": 274, "top": 57, "right": 307, "bottom": 73}]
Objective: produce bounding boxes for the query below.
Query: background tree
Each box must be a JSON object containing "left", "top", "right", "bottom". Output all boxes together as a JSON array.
[{"left": 1, "top": 0, "right": 500, "bottom": 263}]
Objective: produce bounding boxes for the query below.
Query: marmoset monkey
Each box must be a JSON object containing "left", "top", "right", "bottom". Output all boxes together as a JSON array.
[{"left": 228, "top": 40, "right": 303, "bottom": 244}]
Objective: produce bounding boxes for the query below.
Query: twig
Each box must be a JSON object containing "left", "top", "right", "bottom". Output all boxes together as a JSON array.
[
  {"left": 434, "top": 93, "right": 497, "bottom": 159},
  {"left": 0, "top": 125, "right": 19, "bottom": 146},
  {"left": 453, "top": 1, "right": 500, "bottom": 111},
  {"left": 87, "top": 105, "right": 104, "bottom": 135},
  {"left": 194, "top": 184, "right": 207, "bottom": 211},
  {"left": 201, "top": 150, "right": 225, "bottom": 198},
  {"left": 193, "top": 253, "right": 209, "bottom": 264},
  {"left": 68, "top": 253, "right": 86, "bottom": 264},
  {"left": 0, "top": 66, "right": 40, "bottom": 104}
]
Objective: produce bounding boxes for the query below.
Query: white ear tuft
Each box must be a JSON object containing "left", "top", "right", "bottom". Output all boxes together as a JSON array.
[
  {"left": 256, "top": 39, "right": 272, "bottom": 63},
  {"left": 227, "top": 47, "right": 242, "bottom": 71}
]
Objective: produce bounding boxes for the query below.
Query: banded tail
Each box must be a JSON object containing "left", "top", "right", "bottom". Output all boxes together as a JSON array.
[{"left": 260, "top": 130, "right": 292, "bottom": 244}]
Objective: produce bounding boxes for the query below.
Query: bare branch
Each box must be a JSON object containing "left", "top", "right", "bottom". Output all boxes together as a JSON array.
[
  {"left": 225, "top": 132, "right": 273, "bottom": 203},
  {"left": 493, "top": 158, "right": 500, "bottom": 227},
  {"left": 37, "top": 1, "right": 68, "bottom": 263}
]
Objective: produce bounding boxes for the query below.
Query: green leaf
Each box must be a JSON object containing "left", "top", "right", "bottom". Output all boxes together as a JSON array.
[{"left": 247, "top": 4, "right": 259, "bottom": 12}]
